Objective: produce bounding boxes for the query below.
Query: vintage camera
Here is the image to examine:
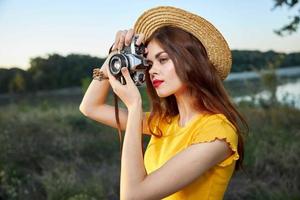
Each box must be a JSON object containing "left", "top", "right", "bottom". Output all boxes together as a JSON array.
[{"left": 108, "top": 35, "right": 149, "bottom": 86}]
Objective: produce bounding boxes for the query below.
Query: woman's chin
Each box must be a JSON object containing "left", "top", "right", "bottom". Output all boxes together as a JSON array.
[{"left": 155, "top": 89, "right": 173, "bottom": 98}]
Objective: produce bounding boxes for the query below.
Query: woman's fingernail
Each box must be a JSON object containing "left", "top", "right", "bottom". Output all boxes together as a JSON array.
[{"left": 122, "top": 67, "right": 127, "bottom": 72}]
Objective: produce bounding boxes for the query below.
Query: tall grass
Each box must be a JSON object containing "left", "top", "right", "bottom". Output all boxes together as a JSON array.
[
  {"left": 0, "top": 102, "right": 121, "bottom": 200},
  {"left": 0, "top": 86, "right": 299, "bottom": 199},
  {"left": 225, "top": 105, "right": 300, "bottom": 200}
]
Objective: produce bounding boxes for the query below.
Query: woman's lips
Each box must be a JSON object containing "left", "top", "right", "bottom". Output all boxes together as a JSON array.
[{"left": 152, "top": 80, "right": 164, "bottom": 88}]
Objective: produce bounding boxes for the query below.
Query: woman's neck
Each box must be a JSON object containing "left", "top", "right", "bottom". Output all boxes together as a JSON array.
[{"left": 174, "top": 91, "right": 201, "bottom": 127}]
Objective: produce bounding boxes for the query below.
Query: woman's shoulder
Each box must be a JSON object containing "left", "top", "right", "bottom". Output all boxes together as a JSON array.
[
  {"left": 190, "top": 113, "right": 238, "bottom": 146},
  {"left": 196, "top": 113, "right": 236, "bottom": 131},
  {"left": 190, "top": 113, "right": 240, "bottom": 167}
]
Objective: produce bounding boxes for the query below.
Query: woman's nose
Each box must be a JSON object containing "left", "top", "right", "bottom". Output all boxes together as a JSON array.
[{"left": 148, "top": 64, "right": 158, "bottom": 75}]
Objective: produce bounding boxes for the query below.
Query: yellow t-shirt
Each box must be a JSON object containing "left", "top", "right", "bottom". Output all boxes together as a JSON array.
[{"left": 144, "top": 112, "right": 239, "bottom": 200}]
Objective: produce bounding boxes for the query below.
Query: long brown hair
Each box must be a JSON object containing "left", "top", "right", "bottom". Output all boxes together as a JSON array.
[{"left": 143, "top": 26, "right": 249, "bottom": 171}]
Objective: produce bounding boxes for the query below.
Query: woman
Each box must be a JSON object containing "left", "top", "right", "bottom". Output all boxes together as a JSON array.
[{"left": 80, "top": 6, "right": 248, "bottom": 200}]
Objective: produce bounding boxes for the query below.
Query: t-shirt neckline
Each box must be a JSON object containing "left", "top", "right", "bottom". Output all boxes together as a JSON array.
[{"left": 174, "top": 113, "right": 203, "bottom": 129}]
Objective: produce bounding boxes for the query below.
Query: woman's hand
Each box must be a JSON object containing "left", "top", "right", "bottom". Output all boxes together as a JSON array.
[
  {"left": 101, "top": 29, "right": 146, "bottom": 78},
  {"left": 104, "top": 28, "right": 147, "bottom": 110},
  {"left": 106, "top": 66, "right": 142, "bottom": 110},
  {"left": 111, "top": 28, "right": 145, "bottom": 51}
]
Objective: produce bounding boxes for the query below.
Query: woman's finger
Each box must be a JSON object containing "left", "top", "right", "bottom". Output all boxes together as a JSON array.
[
  {"left": 121, "top": 67, "right": 134, "bottom": 86},
  {"left": 125, "top": 29, "right": 134, "bottom": 46},
  {"left": 144, "top": 47, "right": 148, "bottom": 54},
  {"left": 135, "top": 34, "right": 145, "bottom": 46},
  {"left": 113, "top": 30, "right": 122, "bottom": 50},
  {"left": 118, "top": 30, "right": 127, "bottom": 50}
]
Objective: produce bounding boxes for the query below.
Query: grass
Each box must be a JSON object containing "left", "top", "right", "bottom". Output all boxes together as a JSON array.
[
  {"left": 0, "top": 102, "right": 120, "bottom": 200},
  {"left": 225, "top": 105, "right": 300, "bottom": 200},
  {"left": 0, "top": 85, "right": 299, "bottom": 199}
]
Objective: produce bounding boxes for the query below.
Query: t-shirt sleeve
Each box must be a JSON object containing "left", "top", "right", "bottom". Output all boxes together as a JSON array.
[{"left": 190, "top": 114, "right": 239, "bottom": 167}]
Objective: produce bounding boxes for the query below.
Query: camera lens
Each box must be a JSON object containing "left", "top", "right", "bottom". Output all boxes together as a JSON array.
[
  {"left": 111, "top": 57, "right": 121, "bottom": 73},
  {"left": 138, "top": 73, "right": 145, "bottom": 82},
  {"left": 109, "top": 54, "right": 128, "bottom": 75}
]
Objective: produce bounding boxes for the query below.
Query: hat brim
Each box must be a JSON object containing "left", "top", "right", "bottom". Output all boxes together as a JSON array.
[{"left": 134, "top": 6, "right": 232, "bottom": 80}]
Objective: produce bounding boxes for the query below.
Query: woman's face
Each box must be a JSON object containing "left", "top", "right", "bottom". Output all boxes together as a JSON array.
[{"left": 146, "top": 40, "right": 187, "bottom": 98}]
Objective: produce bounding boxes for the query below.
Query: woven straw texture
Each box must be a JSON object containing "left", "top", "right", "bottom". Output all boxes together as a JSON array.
[{"left": 134, "top": 6, "right": 232, "bottom": 80}]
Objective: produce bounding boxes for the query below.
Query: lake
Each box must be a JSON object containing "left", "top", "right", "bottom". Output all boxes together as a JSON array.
[
  {"left": 1, "top": 66, "right": 300, "bottom": 109},
  {"left": 226, "top": 66, "right": 300, "bottom": 109}
]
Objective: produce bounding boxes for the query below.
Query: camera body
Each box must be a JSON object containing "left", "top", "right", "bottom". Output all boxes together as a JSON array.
[{"left": 108, "top": 35, "right": 149, "bottom": 86}]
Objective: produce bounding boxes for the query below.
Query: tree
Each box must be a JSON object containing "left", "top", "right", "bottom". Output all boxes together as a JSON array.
[
  {"left": 27, "top": 54, "right": 105, "bottom": 90},
  {"left": 0, "top": 68, "right": 31, "bottom": 94},
  {"left": 9, "top": 72, "right": 26, "bottom": 93},
  {"left": 272, "top": 0, "right": 300, "bottom": 35}
]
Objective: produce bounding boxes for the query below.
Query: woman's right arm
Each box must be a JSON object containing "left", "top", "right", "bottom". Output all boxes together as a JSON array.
[{"left": 79, "top": 29, "right": 151, "bottom": 135}]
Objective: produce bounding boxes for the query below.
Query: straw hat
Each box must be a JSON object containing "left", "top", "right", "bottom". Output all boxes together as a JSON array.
[{"left": 134, "top": 6, "right": 232, "bottom": 80}]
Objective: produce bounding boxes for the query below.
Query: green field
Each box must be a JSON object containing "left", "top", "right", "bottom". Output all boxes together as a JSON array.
[{"left": 0, "top": 81, "right": 299, "bottom": 200}]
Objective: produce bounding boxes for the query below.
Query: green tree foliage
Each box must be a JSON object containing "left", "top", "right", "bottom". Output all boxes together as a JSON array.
[
  {"left": 282, "top": 52, "right": 300, "bottom": 66},
  {"left": 0, "top": 51, "right": 299, "bottom": 94},
  {"left": 81, "top": 77, "right": 92, "bottom": 94},
  {"left": 9, "top": 72, "right": 26, "bottom": 93},
  {"left": 231, "top": 50, "right": 300, "bottom": 72},
  {"left": 272, "top": 0, "right": 300, "bottom": 35},
  {"left": 0, "top": 68, "right": 32, "bottom": 93},
  {"left": 28, "top": 54, "right": 105, "bottom": 90}
]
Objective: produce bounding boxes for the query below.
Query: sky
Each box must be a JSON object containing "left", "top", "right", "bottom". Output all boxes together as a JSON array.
[{"left": 0, "top": 0, "right": 300, "bottom": 70}]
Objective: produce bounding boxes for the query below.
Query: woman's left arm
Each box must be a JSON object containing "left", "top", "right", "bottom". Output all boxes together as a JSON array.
[
  {"left": 121, "top": 102, "right": 146, "bottom": 199},
  {"left": 105, "top": 67, "right": 148, "bottom": 199}
]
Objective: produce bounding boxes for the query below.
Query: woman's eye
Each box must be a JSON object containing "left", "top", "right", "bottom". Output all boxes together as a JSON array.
[
  {"left": 147, "top": 63, "right": 152, "bottom": 69},
  {"left": 159, "top": 58, "right": 168, "bottom": 64}
]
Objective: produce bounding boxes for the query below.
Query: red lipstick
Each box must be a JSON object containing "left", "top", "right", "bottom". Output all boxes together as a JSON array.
[{"left": 152, "top": 80, "right": 164, "bottom": 88}]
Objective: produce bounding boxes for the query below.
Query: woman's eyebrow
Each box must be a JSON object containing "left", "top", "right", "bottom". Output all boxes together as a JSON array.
[{"left": 146, "top": 51, "right": 166, "bottom": 62}]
